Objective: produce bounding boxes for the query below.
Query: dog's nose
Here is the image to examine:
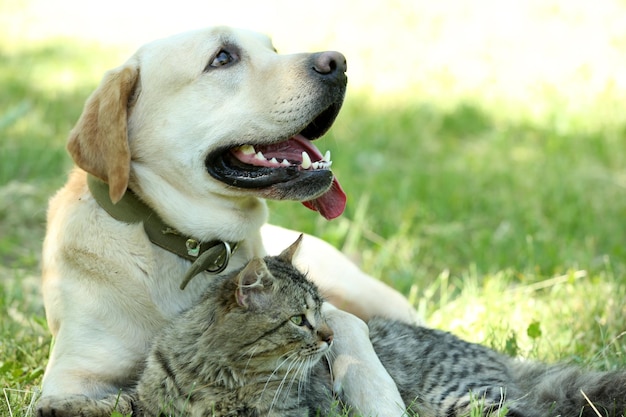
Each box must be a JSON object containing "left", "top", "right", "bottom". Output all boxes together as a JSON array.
[{"left": 311, "top": 51, "right": 347, "bottom": 76}]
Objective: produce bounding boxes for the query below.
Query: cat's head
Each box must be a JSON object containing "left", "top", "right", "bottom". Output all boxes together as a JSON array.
[{"left": 216, "top": 235, "right": 333, "bottom": 374}]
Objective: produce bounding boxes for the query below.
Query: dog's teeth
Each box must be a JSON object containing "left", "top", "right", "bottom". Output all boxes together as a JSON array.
[
  {"left": 255, "top": 151, "right": 266, "bottom": 161},
  {"left": 301, "top": 152, "right": 312, "bottom": 169},
  {"left": 240, "top": 145, "right": 255, "bottom": 155},
  {"left": 323, "top": 150, "right": 331, "bottom": 162},
  {"left": 312, "top": 162, "right": 320, "bottom": 170},
  {"left": 270, "top": 157, "right": 278, "bottom": 164},
  {"left": 281, "top": 159, "right": 290, "bottom": 166}
]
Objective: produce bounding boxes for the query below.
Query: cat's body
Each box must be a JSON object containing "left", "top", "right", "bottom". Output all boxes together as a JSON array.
[
  {"left": 135, "top": 238, "right": 337, "bottom": 417},
  {"left": 369, "top": 319, "right": 626, "bottom": 417},
  {"left": 133, "top": 239, "right": 626, "bottom": 417}
]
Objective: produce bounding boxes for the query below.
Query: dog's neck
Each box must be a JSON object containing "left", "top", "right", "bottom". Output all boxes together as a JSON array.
[
  {"left": 129, "top": 164, "right": 269, "bottom": 243},
  {"left": 87, "top": 174, "right": 239, "bottom": 289}
]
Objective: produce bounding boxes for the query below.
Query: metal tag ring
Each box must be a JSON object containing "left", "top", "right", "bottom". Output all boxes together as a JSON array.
[{"left": 206, "top": 241, "right": 232, "bottom": 274}]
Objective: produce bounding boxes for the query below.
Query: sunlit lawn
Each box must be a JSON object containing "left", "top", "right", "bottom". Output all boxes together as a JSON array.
[{"left": 2, "top": 2, "right": 626, "bottom": 415}]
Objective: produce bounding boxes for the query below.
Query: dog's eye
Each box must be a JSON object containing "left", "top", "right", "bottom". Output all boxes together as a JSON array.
[{"left": 208, "top": 49, "right": 235, "bottom": 68}]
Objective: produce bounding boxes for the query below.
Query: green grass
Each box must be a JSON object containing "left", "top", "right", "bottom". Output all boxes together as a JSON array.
[{"left": 2, "top": 34, "right": 625, "bottom": 417}]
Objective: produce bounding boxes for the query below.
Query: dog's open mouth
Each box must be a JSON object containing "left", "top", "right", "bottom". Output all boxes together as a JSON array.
[{"left": 206, "top": 106, "right": 347, "bottom": 220}]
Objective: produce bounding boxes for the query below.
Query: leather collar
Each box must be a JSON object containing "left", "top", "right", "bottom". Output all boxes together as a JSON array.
[{"left": 87, "top": 174, "right": 239, "bottom": 290}]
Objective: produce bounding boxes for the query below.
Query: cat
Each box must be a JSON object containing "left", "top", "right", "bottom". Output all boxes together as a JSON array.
[
  {"left": 60, "top": 236, "right": 625, "bottom": 417},
  {"left": 133, "top": 235, "right": 338, "bottom": 417}
]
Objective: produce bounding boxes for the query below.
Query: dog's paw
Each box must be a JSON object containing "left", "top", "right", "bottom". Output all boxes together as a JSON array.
[
  {"left": 36, "top": 393, "right": 135, "bottom": 417},
  {"left": 323, "top": 304, "right": 406, "bottom": 417},
  {"left": 331, "top": 351, "right": 406, "bottom": 417}
]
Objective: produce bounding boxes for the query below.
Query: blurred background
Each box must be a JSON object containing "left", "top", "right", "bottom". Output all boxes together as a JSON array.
[
  {"left": 5, "top": 0, "right": 626, "bottom": 102},
  {"left": 1, "top": 1, "right": 625, "bottom": 414}
]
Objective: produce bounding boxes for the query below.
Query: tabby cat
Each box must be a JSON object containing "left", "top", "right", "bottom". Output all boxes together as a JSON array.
[{"left": 131, "top": 236, "right": 626, "bottom": 417}]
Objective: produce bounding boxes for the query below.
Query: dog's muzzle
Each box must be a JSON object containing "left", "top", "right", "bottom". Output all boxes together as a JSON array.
[{"left": 206, "top": 51, "right": 348, "bottom": 220}]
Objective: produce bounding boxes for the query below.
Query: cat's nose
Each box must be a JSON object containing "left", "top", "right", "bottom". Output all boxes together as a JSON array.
[
  {"left": 318, "top": 324, "right": 334, "bottom": 347},
  {"left": 320, "top": 331, "right": 333, "bottom": 346}
]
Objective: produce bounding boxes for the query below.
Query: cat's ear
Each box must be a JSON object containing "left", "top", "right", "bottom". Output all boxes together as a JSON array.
[
  {"left": 277, "top": 234, "right": 303, "bottom": 264},
  {"left": 235, "top": 257, "right": 272, "bottom": 308}
]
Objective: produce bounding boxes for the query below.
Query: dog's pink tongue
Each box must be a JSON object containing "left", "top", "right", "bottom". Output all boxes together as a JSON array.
[
  {"left": 286, "top": 134, "right": 346, "bottom": 220},
  {"left": 302, "top": 178, "right": 346, "bottom": 220}
]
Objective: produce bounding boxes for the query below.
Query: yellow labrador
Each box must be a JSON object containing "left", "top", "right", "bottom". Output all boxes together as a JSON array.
[{"left": 37, "top": 26, "right": 416, "bottom": 416}]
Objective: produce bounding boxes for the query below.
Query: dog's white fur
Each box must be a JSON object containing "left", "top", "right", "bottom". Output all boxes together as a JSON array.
[{"left": 39, "top": 26, "right": 416, "bottom": 416}]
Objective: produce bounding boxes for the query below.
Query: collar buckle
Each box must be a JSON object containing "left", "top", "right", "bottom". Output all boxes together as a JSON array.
[
  {"left": 179, "top": 241, "right": 236, "bottom": 290},
  {"left": 186, "top": 239, "right": 201, "bottom": 257}
]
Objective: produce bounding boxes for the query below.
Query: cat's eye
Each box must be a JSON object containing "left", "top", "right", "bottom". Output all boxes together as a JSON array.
[{"left": 290, "top": 315, "right": 306, "bottom": 326}]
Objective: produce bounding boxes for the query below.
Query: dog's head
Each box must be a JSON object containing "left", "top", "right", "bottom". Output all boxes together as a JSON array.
[{"left": 68, "top": 27, "right": 347, "bottom": 221}]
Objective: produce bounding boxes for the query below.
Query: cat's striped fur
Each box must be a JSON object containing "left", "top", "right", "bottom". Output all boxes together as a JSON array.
[
  {"left": 134, "top": 236, "right": 337, "bottom": 417},
  {"left": 114, "top": 239, "right": 626, "bottom": 416},
  {"left": 369, "top": 319, "right": 626, "bottom": 417}
]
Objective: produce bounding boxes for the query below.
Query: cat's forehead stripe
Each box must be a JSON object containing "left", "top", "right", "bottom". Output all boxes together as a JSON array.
[{"left": 305, "top": 294, "right": 315, "bottom": 310}]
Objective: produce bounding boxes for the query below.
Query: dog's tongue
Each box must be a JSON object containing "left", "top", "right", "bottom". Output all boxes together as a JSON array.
[
  {"left": 302, "top": 178, "right": 346, "bottom": 220},
  {"left": 289, "top": 135, "right": 347, "bottom": 220}
]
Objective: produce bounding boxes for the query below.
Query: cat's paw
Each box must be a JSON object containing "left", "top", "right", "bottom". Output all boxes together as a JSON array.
[{"left": 36, "top": 393, "right": 135, "bottom": 417}]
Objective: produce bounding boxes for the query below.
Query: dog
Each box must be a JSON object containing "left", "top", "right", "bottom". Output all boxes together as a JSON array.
[{"left": 37, "top": 26, "right": 417, "bottom": 416}]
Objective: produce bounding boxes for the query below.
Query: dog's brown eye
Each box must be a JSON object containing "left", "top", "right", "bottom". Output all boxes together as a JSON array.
[{"left": 209, "top": 50, "right": 234, "bottom": 68}]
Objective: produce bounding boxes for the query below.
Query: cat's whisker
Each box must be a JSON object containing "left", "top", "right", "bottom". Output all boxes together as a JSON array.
[
  {"left": 295, "top": 356, "right": 313, "bottom": 405},
  {"left": 241, "top": 345, "right": 258, "bottom": 374},
  {"left": 262, "top": 351, "right": 297, "bottom": 392},
  {"left": 278, "top": 355, "right": 301, "bottom": 393},
  {"left": 296, "top": 356, "right": 314, "bottom": 403},
  {"left": 264, "top": 350, "right": 300, "bottom": 414},
  {"left": 323, "top": 350, "right": 336, "bottom": 387},
  {"left": 284, "top": 357, "right": 305, "bottom": 401},
  {"left": 239, "top": 344, "right": 258, "bottom": 359},
  {"left": 269, "top": 353, "right": 306, "bottom": 414}
]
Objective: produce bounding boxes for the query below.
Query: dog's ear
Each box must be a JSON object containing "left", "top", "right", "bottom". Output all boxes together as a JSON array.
[{"left": 67, "top": 62, "right": 139, "bottom": 203}]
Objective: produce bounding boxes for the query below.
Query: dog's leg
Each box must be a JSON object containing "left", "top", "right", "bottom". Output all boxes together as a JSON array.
[
  {"left": 262, "top": 224, "right": 421, "bottom": 324},
  {"left": 323, "top": 303, "right": 406, "bottom": 417}
]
